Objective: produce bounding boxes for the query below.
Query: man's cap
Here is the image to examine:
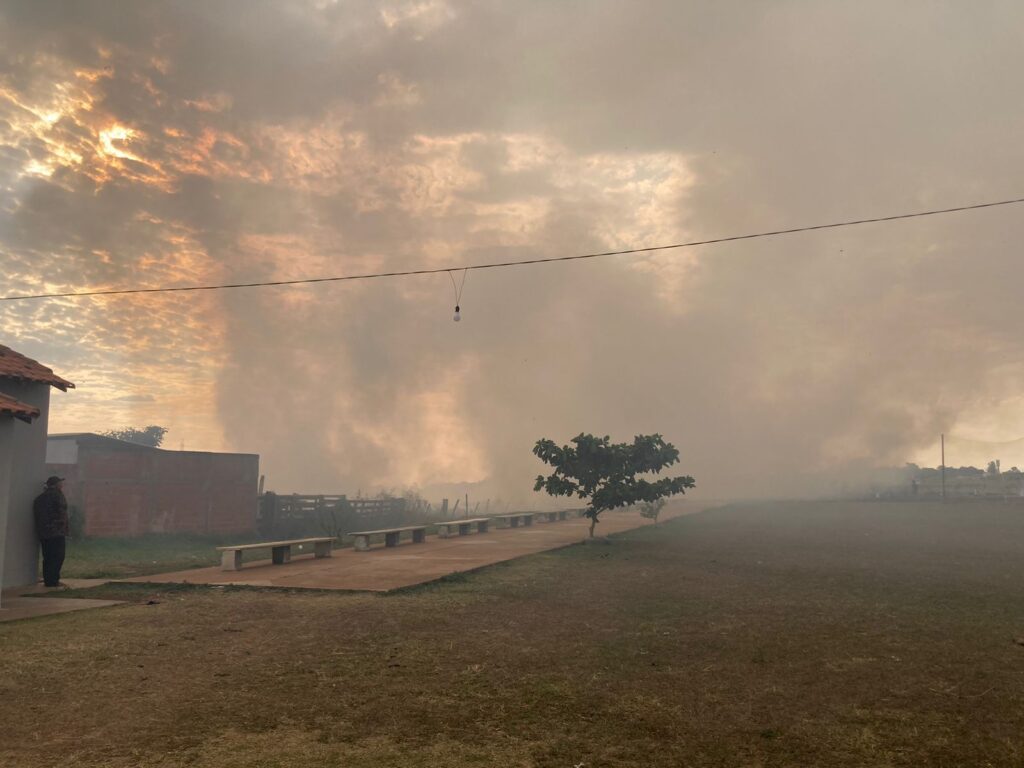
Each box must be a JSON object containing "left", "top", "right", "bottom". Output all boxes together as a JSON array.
[{"left": 45, "top": 475, "right": 64, "bottom": 486}]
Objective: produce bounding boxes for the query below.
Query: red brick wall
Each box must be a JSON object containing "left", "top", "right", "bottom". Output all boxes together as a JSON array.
[{"left": 48, "top": 443, "right": 258, "bottom": 537}]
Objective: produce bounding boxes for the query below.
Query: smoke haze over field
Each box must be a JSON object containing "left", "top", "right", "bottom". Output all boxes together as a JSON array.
[{"left": 2, "top": 1, "right": 1024, "bottom": 500}]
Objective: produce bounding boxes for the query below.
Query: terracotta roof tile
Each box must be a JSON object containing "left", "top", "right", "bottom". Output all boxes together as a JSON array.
[
  {"left": 0, "top": 393, "right": 40, "bottom": 422},
  {"left": 0, "top": 345, "right": 74, "bottom": 391}
]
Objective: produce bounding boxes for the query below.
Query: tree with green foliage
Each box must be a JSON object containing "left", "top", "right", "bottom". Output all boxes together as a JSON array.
[
  {"left": 533, "top": 433, "right": 695, "bottom": 538},
  {"left": 103, "top": 425, "right": 168, "bottom": 448},
  {"left": 639, "top": 497, "right": 667, "bottom": 524}
]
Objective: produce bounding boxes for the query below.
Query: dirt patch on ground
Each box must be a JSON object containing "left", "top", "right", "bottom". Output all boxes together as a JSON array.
[{"left": 2, "top": 500, "right": 1024, "bottom": 766}]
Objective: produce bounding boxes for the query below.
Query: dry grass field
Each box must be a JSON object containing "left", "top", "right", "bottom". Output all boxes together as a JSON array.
[{"left": 3, "top": 500, "right": 1024, "bottom": 767}]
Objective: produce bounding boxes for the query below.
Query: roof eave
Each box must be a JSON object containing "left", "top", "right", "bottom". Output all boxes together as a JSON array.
[
  {"left": 0, "top": 373, "right": 75, "bottom": 391},
  {"left": 0, "top": 395, "right": 41, "bottom": 423}
]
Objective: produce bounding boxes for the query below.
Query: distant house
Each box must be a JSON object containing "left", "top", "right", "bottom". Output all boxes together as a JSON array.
[
  {"left": 0, "top": 344, "right": 74, "bottom": 589},
  {"left": 46, "top": 434, "right": 259, "bottom": 537}
]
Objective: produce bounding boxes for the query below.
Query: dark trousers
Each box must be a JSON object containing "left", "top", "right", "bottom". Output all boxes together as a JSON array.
[{"left": 40, "top": 537, "right": 66, "bottom": 586}]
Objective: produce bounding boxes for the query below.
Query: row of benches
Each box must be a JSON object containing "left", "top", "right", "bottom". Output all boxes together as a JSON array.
[{"left": 216, "top": 510, "right": 576, "bottom": 571}]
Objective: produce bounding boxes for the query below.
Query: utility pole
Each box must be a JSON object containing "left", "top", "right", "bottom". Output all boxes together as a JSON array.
[{"left": 941, "top": 433, "right": 946, "bottom": 501}]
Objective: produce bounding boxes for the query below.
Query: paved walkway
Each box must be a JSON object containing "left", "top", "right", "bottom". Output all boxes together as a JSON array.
[
  {"left": 1, "top": 579, "right": 121, "bottom": 623},
  {"left": 126, "top": 508, "right": 697, "bottom": 592}
]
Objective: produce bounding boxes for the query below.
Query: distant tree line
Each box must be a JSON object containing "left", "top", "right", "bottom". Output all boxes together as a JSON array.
[{"left": 905, "top": 461, "right": 1021, "bottom": 479}]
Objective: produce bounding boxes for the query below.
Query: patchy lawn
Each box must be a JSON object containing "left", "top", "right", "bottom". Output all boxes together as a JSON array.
[
  {"left": 61, "top": 533, "right": 273, "bottom": 579},
  {"left": 4, "top": 500, "right": 1024, "bottom": 767}
]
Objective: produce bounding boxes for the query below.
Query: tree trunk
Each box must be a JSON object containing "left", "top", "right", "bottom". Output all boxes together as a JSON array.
[{"left": 589, "top": 515, "right": 596, "bottom": 538}]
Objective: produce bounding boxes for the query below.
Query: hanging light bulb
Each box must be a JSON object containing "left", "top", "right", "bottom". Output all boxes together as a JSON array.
[{"left": 448, "top": 270, "right": 467, "bottom": 322}]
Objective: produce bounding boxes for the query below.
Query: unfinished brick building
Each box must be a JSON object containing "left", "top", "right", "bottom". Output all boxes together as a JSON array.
[{"left": 46, "top": 433, "right": 259, "bottom": 537}]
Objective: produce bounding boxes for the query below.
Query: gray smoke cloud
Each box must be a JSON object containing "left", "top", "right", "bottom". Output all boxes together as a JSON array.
[{"left": 2, "top": 1, "right": 1024, "bottom": 501}]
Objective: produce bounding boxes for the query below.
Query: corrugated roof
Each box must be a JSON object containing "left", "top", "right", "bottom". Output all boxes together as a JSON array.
[
  {"left": 0, "top": 393, "right": 40, "bottom": 423},
  {"left": 0, "top": 345, "right": 74, "bottom": 391}
]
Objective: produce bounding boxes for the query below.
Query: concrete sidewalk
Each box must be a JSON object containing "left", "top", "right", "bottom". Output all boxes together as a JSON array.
[
  {"left": 125, "top": 508, "right": 695, "bottom": 592},
  {"left": 1, "top": 579, "right": 121, "bottom": 623}
]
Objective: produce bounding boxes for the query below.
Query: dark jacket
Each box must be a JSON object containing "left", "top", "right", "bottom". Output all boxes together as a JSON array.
[{"left": 33, "top": 487, "right": 69, "bottom": 540}]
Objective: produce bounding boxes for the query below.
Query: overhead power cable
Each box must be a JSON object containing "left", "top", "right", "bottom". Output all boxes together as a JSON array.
[{"left": 2, "top": 196, "right": 1023, "bottom": 303}]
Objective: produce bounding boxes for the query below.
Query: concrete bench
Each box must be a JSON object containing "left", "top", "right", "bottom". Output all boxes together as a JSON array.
[
  {"left": 535, "top": 511, "right": 568, "bottom": 523},
  {"left": 436, "top": 518, "right": 491, "bottom": 538},
  {"left": 216, "top": 537, "right": 334, "bottom": 571},
  {"left": 492, "top": 512, "right": 535, "bottom": 528},
  {"left": 350, "top": 525, "right": 428, "bottom": 552}
]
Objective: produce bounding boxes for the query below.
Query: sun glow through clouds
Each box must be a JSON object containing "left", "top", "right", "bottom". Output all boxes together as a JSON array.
[{"left": 98, "top": 124, "right": 139, "bottom": 160}]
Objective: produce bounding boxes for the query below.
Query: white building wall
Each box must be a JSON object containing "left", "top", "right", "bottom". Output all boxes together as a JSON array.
[
  {"left": 0, "top": 417, "right": 14, "bottom": 605},
  {"left": 0, "top": 380, "right": 50, "bottom": 588}
]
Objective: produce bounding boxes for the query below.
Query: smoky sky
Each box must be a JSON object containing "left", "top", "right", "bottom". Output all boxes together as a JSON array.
[{"left": 2, "top": 1, "right": 1024, "bottom": 500}]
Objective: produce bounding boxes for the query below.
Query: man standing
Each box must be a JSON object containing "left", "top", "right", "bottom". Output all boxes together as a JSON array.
[{"left": 33, "top": 476, "right": 68, "bottom": 588}]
